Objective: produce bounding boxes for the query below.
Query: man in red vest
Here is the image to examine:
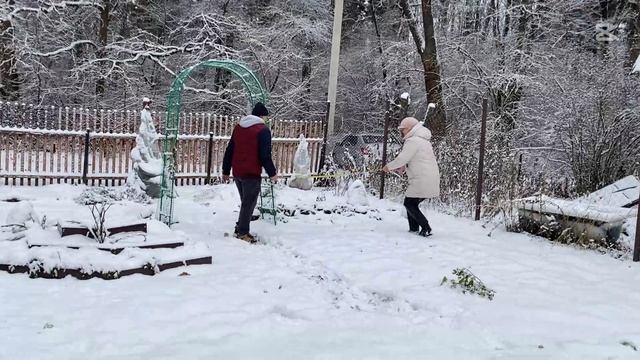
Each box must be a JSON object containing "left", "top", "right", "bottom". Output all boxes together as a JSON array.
[{"left": 222, "top": 102, "right": 278, "bottom": 243}]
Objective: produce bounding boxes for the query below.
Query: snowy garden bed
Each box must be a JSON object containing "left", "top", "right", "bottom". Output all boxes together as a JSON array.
[
  {"left": 1, "top": 183, "right": 639, "bottom": 358},
  {"left": 0, "top": 186, "right": 212, "bottom": 279}
]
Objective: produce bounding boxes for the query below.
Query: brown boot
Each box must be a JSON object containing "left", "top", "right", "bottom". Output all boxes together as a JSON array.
[{"left": 235, "top": 233, "right": 257, "bottom": 244}]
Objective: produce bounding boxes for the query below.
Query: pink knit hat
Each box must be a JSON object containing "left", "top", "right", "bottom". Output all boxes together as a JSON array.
[{"left": 398, "top": 117, "right": 419, "bottom": 130}]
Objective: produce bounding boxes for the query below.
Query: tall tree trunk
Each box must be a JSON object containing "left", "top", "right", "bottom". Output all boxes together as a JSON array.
[
  {"left": 399, "top": 0, "right": 447, "bottom": 137},
  {"left": 514, "top": 0, "right": 529, "bottom": 70},
  {"left": 462, "top": 0, "right": 480, "bottom": 36},
  {"left": 212, "top": 0, "right": 234, "bottom": 114},
  {"left": 599, "top": 0, "right": 612, "bottom": 19},
  {"left": 96, "top": 1, "right": 111, "bottom": 96},
  {"left": 627, "top": 0, "right": 640, "bottom": 68},
  {"left": 370, "top": 0, "right": 388, "bottom": 83},
  {"left": 300, "top": 39, "right": 313, "bottom": 119},
  {"left": 503, "top": 0, "right": 513, "bottom": 37},
  {"left": 0, "top": 18, "right": 19, "bottom": 100},
  {"left": 420, "top": 0, "right": 447, "bottom": 137},
  {"left": 301, "top": 40, "right": 313, "bottom": 93},
  {"left": 484, "top": 0, "right": 499, "bottom": 38},
  {"left": 0, "top": 0, "right": 19, "bottom": 100},
  {"left": 438, "top": 0, "right": 449, "bottom": 32}
]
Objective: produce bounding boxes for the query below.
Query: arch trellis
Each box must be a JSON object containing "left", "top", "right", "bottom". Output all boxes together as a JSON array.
[{"left": 157, "top": 60, "right": 269, "bottom": 225}]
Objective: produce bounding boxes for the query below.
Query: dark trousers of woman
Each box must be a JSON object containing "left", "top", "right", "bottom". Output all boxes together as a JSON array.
[{"left": 403, "top": 197, "right": 432, "bottom": 233}]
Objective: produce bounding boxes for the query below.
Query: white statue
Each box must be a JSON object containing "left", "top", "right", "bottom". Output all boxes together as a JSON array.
[
  {"left": 289, "top": 134, "right": 313, "bottom": 190},
  {"left": 139, "top": 97, "right": 161, "bottom": 159},
  {"left": 127, "top": 97, "right": 162, "bottom": 198}
]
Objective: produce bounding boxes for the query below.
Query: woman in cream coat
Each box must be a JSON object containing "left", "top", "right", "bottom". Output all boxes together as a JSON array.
[{"left": 383, "top": 117, "right": 440, "bottom": 237}]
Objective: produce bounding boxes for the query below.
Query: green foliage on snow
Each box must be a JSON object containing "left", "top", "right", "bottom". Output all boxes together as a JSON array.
[{"left": 441, "top": 267, "right": 495, "bottom": 301}]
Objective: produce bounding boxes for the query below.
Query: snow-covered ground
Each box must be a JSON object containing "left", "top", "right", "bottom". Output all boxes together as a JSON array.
[{"left": 0, "top": 184, "right": 639, "bottom": 359}]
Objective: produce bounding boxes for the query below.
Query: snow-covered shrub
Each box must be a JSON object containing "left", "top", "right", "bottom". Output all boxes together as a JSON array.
[
  {"left": 75, "top": 187, "right": 122, "bottom": 205},
  {"left": 433, "top": 130, "right": 480, "bottom": 216},
  {"left": 75, "top": 187, "right": 151, "bottom": 205},
  {"left": 120, "top": 186, "right": 152, "bottom": 204},
  {"left": 441, "top": 268, "right": 495, "bottom": 301},
  {"left": 75, "top": 187, "right": 135, "bottom": 243},
  {"left": 315, "top": 156, "right": 337, "bottom": 188},
  {"left": 435, "top": 124, "right": 575, "bottom": 220},
  {"left": 346, "top": 180, "right": 369, "bottom": 206},
  {"left": 87, "top": 202, "right": 112, "bottom": 244},
  {"left": 559, "top": 106, "right": 640, "bottom": 195}
]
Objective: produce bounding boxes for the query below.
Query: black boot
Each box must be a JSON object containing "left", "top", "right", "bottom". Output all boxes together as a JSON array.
[{"left": 419, "top": 227, "right": 432, "bottom": 237}]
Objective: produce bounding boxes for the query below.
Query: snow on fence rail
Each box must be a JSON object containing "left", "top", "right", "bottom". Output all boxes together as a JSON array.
[
  {"left": 0, "top": 101, "right": 323, "bottom": 137},
  {"left": 0, "top": 102, "right": 324, "bottom": 186}
]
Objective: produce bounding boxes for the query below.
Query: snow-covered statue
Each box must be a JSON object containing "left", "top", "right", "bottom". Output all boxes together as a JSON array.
[
  {"left": 346, "top": 179, "right": 369, "bottom": 206},
  {"left": 1, "top": 201, "right": 41, "bottom": 241},
  {"left": 127, "top": 97, "right": 162, "bottom": 198},
  {"left": 289, "top": 134, "right": 313, "bottom": 190},
  {"left": 138, "top": 97, "right": 161, "bottom": 159},
  {"left": 6, "top": 201, "right": 40, "bottom": 228}
]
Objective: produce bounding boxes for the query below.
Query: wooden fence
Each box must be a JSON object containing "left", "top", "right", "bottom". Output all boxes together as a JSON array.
[{"left": 0, "top": 102, "right": 324, "bottom": 186}]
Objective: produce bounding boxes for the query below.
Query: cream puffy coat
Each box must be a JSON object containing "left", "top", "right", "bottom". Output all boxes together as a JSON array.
[{"left": 386, "top": 123, "right": 440, "bottom": 198}]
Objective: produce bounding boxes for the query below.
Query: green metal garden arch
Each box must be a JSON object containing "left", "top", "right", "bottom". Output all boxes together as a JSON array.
[{"left": 157, "top": 60, "right": 269, "bottom": 225}]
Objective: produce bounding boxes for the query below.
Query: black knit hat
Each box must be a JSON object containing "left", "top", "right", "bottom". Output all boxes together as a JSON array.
[{"left": 252, "top": 102, "right": 269, "bottom": 117}]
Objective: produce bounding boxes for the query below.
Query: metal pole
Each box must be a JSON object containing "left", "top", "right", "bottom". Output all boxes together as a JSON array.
[
  {"left": 474, "top": 99, "right": 488, "bottom": 221},
  {"left": 205, "top": 132, "right": 214, "bottom": 185},
  {"left": 82, "top": 128, "right": 91, "bottom": 185},
  {"left": 379, "top": 100, "right": 391, "bottom": 199},
  {"left": 633, "top": 192, "right": 640, "bottom": 262},
  {"left": 318, "top": 101, "right": 331, "bottom": 173},
  {"left": 326, "top": 0, "right": 344, "bottom": 136}
]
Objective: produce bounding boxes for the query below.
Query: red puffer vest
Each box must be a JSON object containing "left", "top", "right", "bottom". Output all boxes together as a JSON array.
[{"left": 230, "top": 123, "right": 267, "bottom": 178}]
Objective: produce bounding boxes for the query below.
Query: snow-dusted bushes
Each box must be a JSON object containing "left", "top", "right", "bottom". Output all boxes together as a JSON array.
[
  {"left": 87, "top": 202, "right": 112, "bottom": 244},
  {"left": 75, "top": 187, "right": 151, "bottom": 206}
]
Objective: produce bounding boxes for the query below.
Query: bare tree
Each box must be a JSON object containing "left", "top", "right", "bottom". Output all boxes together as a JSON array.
[
  {"left": 398, "top": 0, "right": 447, "bottom": 138},
  {"left": 0, "top": 0, "right": 20, "bottom": 100},
  {"left": 88, "top": 202, "right": 112, "bottom": 244}
]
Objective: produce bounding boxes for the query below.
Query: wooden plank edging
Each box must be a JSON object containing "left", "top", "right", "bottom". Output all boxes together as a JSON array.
[{"left": 0, "top": 256, "right": 212, "bottom": 280}]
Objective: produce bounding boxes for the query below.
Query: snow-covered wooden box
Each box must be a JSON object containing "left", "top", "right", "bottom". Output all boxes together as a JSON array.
[{"left": 514, "top": 196, "right": 636, "bottom": 244}]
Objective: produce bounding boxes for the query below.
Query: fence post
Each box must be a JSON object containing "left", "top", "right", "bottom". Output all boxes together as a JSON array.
[
  {"left": 206, "top": 132, "right": 214, "bottom": 185},
  {"left": 317, "top": 100, "right": 331, "bottom": 172},
  {"left": 82, "top": 128, "right": 91, "bottom": 185},
  {"left": 379, "top": 100, "right": 391, "bottom": 199},
  {"left": 474, "top": 98, "right": 488, "bottom": 221},
  {"left": 634, "top": 191, "right": 640, "bottom": 262}
]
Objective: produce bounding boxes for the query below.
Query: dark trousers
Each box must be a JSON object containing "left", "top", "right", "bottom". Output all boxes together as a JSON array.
[
  {"left": 403, "top": 197, "right": 431, "bottom": 232},
  {"left": 234, "top": 177, "right": 262, "bottom": 235}
]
